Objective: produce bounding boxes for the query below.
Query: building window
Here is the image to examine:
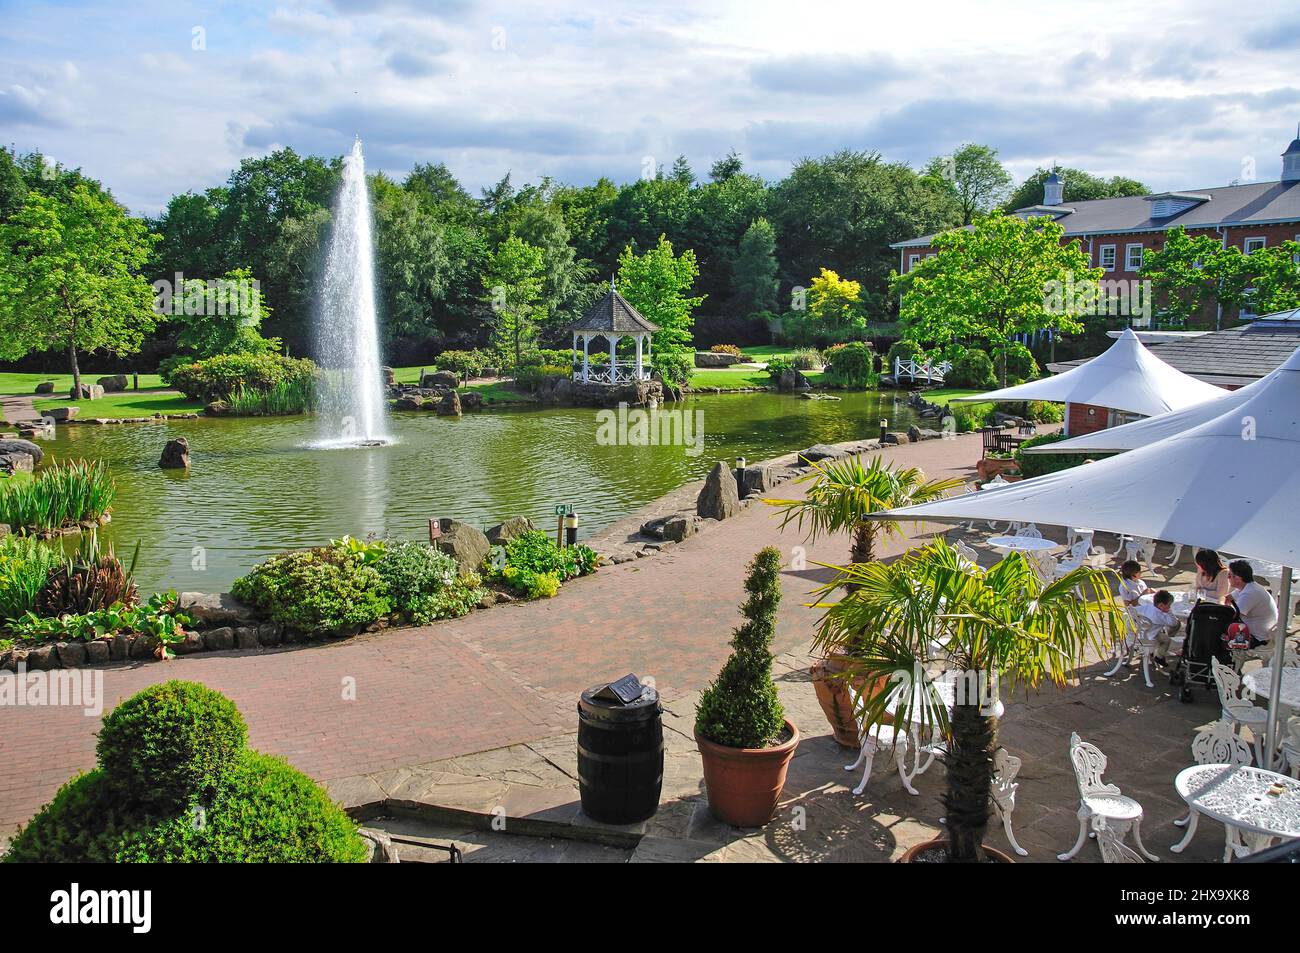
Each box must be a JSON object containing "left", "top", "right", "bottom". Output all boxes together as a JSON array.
[
  {"left": 1099, "top": 245, "right": 1116, "bottom": 270},
  {"left": 908, "top": 254, "right": 920, "bottom": 270},
  {"left": 1244, "top": 236, "right": 1266, "bottom": 254},
  {"left": 1124, "top": 243, "right": 1144, "bottom": 271}
]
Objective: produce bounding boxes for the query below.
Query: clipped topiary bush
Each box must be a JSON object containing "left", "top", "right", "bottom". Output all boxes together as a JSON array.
[
  {"left": 96, "top": 681, "right": 247, "bottom": 808},
  {"left": 694, "top": 547, "right": 786, "bottom": 749},
  {"left": 5, "top": 681, "right": 367, "bottom": 863},
  {"left": 822, "top": 341, "right": 875, "bottom": 387},
  {"left": 946, "top": 349, "right": 997, "bottom": 389}
]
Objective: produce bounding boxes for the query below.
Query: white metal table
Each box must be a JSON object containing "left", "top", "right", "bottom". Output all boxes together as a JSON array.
[
  {"left": 1170, "top": 763, "right": 1300, "bottom": 861},
  {"left": 1244, "top": 666, "right": 1300, "bottom": 710},
  {"left": 988, "top": 535, "right": 1058, "bottom": 554}
]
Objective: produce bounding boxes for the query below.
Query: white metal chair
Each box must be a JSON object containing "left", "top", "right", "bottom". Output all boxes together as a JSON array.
[
  {"left": 1054, "top": 539, "right": 1102, "bottom": 578},
  {"left": 952, "top": 539, "right": 980, "bottom": 567},
  {"left": 1105, "top": 607, "right": 1161, "bottom": 688},
  {"left": 1058, "top": 732, "right": 1158, "bottom": 862},
  {"left": 1171, "top": 719, "right": 1255, "bottom": 859},
  {"left": 1028, "top": 550, "right": 1057, "bottom": 583},
  {"left": 1011, "top": 522, "right": 1043, "bottom": 539},
  {"left": 1114, "top": 535, "right": 1156, "bottom": 573},
  {"left": 842, "top": 685, "right": 912, "bottom": 797},
  {"left": 1066, "top": 527, "right": 1095, "bottom": 551},
  {"left": 991, "top": 749, "right": 1028, "bottom": 856},
  {"left": 1211, "top": 657, "right": 1269, "bottom": 766}
]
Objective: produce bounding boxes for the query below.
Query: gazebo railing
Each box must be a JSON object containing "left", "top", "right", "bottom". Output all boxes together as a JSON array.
[{"left": 574, "top": 361, "right": 651, "bottom": 384}]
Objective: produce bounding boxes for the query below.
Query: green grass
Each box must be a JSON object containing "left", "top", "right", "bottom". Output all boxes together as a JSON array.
[
  {"left": 33, "top": 389, "right": 204, "bottom": 418},
  {"left": 0, "top": 371, "right": 166, "bottom": 395},
  {"left": 917, "top": 388, "right": 989, "bottom": 407},
  {"left": 688, "top": 367, "right": 826, "bottom": 389},
  {"left": 461, "top": 382, "right": 538, "bottom": 404}
]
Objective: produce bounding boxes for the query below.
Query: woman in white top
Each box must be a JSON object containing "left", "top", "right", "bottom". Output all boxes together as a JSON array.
[{"left": 1194, "top": 549, "right": 1231, "bottom": 605}]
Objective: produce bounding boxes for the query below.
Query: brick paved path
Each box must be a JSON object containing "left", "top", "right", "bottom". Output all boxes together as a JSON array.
[{"left": 0, "top": 433, "right": 984, "bottom": 836}]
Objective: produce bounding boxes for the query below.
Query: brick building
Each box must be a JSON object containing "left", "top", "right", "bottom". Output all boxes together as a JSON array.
[{"left": 892, "top": 126, "right": 1300, "bottom": 329}]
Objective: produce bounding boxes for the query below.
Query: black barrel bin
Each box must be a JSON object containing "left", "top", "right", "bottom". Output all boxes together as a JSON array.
[{"left": 577, "top": 683, "right": 664, "bottom": 824}]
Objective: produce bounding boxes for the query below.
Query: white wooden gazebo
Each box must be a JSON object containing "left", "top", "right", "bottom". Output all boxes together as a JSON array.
[{"left": 568, "top": 283, "right": 659, "bottom": 384}]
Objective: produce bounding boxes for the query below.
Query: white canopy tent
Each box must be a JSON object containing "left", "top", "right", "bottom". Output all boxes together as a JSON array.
[
  {"left": 952, "top": 328, "right": 1227, "bottom": 429},
  {"left": 881, "top": 344, "right": 1300, "bottom": 761},
  {"left": 1023, "top": 359, "right": 1286, "bottom": 455}
]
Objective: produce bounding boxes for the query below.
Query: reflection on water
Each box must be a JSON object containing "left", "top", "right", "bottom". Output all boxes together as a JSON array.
[{"left": 41, "top": 391, "right": 928, "bottom": 593}]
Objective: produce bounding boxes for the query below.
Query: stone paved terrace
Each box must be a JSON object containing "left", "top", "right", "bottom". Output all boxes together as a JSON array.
[{"left": 0, "top": 429, "right": 1292, "bottom": 860}]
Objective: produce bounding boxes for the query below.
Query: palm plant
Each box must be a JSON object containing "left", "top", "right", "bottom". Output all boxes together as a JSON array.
[
  {"left": 767, "top": 455, "right": 963, "bottom": 566},
  {"left": 813, "top": 539, "right": 1123, "bottom": 862}
]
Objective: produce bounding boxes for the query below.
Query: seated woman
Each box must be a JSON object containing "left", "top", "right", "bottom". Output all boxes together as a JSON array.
[{"left": 1194, "top": 549, "right": 1231, "bottom": 605}]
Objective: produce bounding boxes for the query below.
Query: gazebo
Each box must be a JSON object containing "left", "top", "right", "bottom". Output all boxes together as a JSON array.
[
  {"left": 568, "top": 283, "right": 659, "bottom": 385},
  {"left": 951, "top": 327, "right": 1226, "bottom": 435}
]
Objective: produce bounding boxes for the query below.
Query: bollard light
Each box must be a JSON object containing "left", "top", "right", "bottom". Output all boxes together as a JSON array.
[
  {"left": 879, "top": 418, "right": 888, "bottom": 441},
  {"left": 735, "top": 456, "right": 746, "bottom": 471},
  {"left": 564, "top": 511, "right": 579, "bottom": 548}
]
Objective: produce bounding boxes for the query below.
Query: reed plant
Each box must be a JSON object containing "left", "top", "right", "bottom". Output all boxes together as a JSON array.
[
  {"left": 225, "top": 379, "right": 315, "bottom": 416},
  {"left": 0, "top": 459, "right": 115, "bottom": 533}
]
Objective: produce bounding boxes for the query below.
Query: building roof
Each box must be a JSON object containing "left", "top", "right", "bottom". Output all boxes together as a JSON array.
[
  {"left": 891, "top": 179, "right": 1300, "bottom": 249},
  {"left": 1049, "top": 310, "right": 1300, "bottom": 388},
  {"left": 565, "top": 287, "right": 659, "bottom": 335}
]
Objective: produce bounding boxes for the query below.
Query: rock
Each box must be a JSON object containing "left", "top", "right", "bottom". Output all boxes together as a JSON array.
[
  {"left": 203, "top": 627, "right": 235, "bottom": 652},
  {"left": 0, "top": 439, "right": 44, "bottom": 465},
  {"left": 436, "top": 390, "right": 462, "bottom": 416},
  {"left": 85, "top": 640, "right": 110, "bottom": 665},
  {"left": 880, "top": 432, "right": 900, "bottom": 445},
  {"left": 776, "top": 367, "right": 810, "bottom": 391},
  {"left": 693, "top": 351, "right": 741, "bottom": 368},
  {"left": 257, "top": 622, "right": 282, "bottom": 646},
  {"left": 204, "top": 400, "right": 231, "bottom": 417},
  {"left": 494, "top": 590, "right": 515, "bottom": 604},
  {"left": 109, "top": 634, "right": 129, "bottom": 661},
  {"left": 486, "top": 516, "right": 535, "bottom": 546},
  {"left": 179, "top": 592, "right": 257, "bottom": 627},
  {"left": 55, "top": 641, "right": 87, "bottom": 667},
  {"left": 70, "top": 384, "right": 105, "bottom": 400},
  {"left": 435, "top": 518, "right": 491, "bottom": 575},
  {"left": 696, "top": 461, "right": 740, "bottom": 521},
  {"left": 158, "top": 437, "right": 190, "bottom": 469},
  {"left": 476, "top": 592, "right": 496, "bottom": 610},
  {"left": 460, "top": 391, "right": 484, "bottom": 411},
  {"left": 235, "top": 626, "right": 260, "bottom": 650},
  {"left": 97, "top": 374, "right": 129, "bottom": 392},
  {"left": 394, "top": 396, "right": 423, "bottom": 411},
  {"left": 34, "top": 381, "right": 55, "bottom": 394},
  {"left": 662, "top": 514, "right": 697, "bottom": 542},
  {"left": 740, "top": 465, "right": 774, "bottom": 498},
  {"left": 0, "top": 452, "right": 34, "bottom": 475},
  {"left": 174, "top": 632, "right": 204, "bottom": 655},
  {"left": 2, "top": 648, "right": 22, "bottom": 671},
  {"left": 44, "top": 407, "right": 79, "bottom": 422},
  {"left": 381, "top": 366, "right": 396, "bottom": 386},
  {"left": 797, "top": 443, "right": 843, "bottom": 464},
  {"left": 129, "top": 635, "right": 160, "bottom": 659},
  {"left": 358, "top": 828, "right": 400, "bottom": 863},
  {"left": 421, "top": 370, "right": 459, "bottom": 389},
  {"left": 25, "top": 645, "right": 59, "bottom": 670}
]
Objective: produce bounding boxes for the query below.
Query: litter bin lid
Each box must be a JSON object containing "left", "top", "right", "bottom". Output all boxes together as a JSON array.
[{"left": 579, "top": 677, "right": 659, "bottom": 718}]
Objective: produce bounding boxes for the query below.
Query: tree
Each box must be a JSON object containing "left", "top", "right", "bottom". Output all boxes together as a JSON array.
[
  {"left": 1138, "top": 226, "right": 1251, "bottom": 327},
  {"left": 166, "top": 267, "right": 275, "bottom": 359},
  {"left": 890, "top": 213, "right": 1099, "bottom": 384},
  {"left": 806, "top": 268, "right": 867, "bottom": 337},
  {"left": 923, "top": 143, "right": 1013, "bottom": 225},
  {"left": 709, "top": 150, "right": 744, "bottom": 183},
  {"left": 482, "top": 236, "right": 546, "bottom": 375},
  {"left": 615, "top": 235, "right": 705, "bottom": 351},
  {"left": 733, "top": 217, "right": 779, "bottom": 314},
  {"left": 371, "top": 175, "right": 452, "bottom": 350},
  {"left": 0, "top": 186, "right": 158, "bottom": 397},
  {"left": 670, "top": 155, "right": 695, "bottom": 187},
  {"left": 1243, "top": 241, "right": 1300, "bottom": 317},
  {"left": 1004, "top": 167, "right": 1147, "bottom": 212}
]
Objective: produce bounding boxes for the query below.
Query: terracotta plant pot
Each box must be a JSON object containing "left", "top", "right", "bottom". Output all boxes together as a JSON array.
[
  {"left": 897, "top": 836, "right": 1015, "bottom": 863},
  {"left": 810, "top": 653, "right": 890, "bottom": 747},
  {"left": 696, "top": 719, "right": 800, "bottom": 827}
]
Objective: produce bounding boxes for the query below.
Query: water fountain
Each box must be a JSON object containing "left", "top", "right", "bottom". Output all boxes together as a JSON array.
[{"left": 312, "top": 137, "right": 392, "bottom": 448}]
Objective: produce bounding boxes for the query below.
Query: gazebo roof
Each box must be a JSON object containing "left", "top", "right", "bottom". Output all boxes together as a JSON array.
[{"left": 567, "top": 287, "right": 659, "bottom": 335}]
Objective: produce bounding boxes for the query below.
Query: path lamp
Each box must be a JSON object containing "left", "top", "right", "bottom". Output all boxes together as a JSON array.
[
  {"left": 879, "top": 418, "right": 888, "bottom": 441},
  {"left": 564, "top": 511, "right": 579, "bottom": 548}
]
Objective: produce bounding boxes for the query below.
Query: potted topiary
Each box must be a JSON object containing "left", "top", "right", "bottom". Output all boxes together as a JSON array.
[
  {"left": 694, "top": 547, "right": 800, "bottom": 827},
  {"left": 816, "top": 539, "right": 1123, "bottom": 862},
  {"left": 766, "top": 456, "right": 961, "bottom": 746}
]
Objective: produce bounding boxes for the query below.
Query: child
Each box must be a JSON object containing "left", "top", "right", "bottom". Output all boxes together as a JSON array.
[
  {"left": 1133, "top": 589, "right": 1181, "bottom": 665},
  {"left": 1118, "top": 560, "right": 1151, "bottom": 606}
]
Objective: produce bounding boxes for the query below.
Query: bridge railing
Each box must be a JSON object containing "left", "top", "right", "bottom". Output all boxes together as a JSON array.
[{"left": 894, "top": 357, "right": 953, "bottom": 383}]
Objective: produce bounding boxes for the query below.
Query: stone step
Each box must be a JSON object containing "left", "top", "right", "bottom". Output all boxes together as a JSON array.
[{"left": 366, "top": 815, "right": 634, "bottom": 864}]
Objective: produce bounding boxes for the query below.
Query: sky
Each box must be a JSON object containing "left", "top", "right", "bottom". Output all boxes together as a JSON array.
[{"left": 2, "top": 0, "right": 1300, "bottom": 215}]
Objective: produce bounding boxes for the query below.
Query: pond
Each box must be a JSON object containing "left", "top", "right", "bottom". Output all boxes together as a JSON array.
[{"left": 42, "top": 391, "right": 927, "bottom": 593}]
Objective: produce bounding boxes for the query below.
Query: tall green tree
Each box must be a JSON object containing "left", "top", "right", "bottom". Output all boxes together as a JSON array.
[
  {"left": 1246, "top": 240, "right": 1300, "bottom": 317},
  {"left": 1004, "top": 166, "right": 1147, "bottom": 211},
  {"left": 616, "top": 235, "right": 705, "bottom": 351},
  {"left": 166, "top": 267, "right": 275, "bottom": 359},
  {"left": 0, "top": 186, "right": 159, "bottom": 396},
  {"left": 482, "top": 236, "right": 546, "bottom": 375},
  {"left": 733, "top": 217, "right": 780, "bottom": 315},
  {"left": 923, "top": 143, "right": 1013, "bottom": 225},
  {"left": 890, "top": 213, "right": 1098, "bottom": 384},
  {"left": 1138, "top": 226, "right": 1251, "bottom": 327}
]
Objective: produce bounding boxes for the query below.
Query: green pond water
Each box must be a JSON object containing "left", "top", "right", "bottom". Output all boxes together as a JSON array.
[{"left": 42, "top": 391, "right": 926, "bottom": 594}]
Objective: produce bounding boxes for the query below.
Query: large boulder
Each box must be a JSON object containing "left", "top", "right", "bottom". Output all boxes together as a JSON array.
[
  {"left": 0, "top": 438, "right": 43, "bottom": 465},
  {"left": 436, "top": 518, "right": 491, "bottom": 574},
  {"left": 662, "top": 513, "right": 698, "bottom": 542},
  {"left": 70, "top": 384, "right": 105, "bottom": 400},
  {"left": 34, "top": 381, "right": 54, "bottom": 394},
  {"left": 0, "top": 453, "right": 34, "bottom": 476},
  {"left": 776, "top": 368, "right": 810, "bottom": 392},
  {"left": 460, "top": 391, "right": 484, "bottom": 411},
  {"left": 421, "top": 370, "right": 459, "bottom": 389},
  {"left": 797, "top": 443, "right": 844, "bottom": 464},
  {"left": 694, "top": 351, "right": 741, "bottom": 368},
  {"left": 393, "top": 395, "right": 423, "bottom": 411},
  {"left": 436, "top": 390, "right": 462, "bottom": 416},
  {"left": 158, "top": 437, "right": 190, "bottom": 470},
  {"left": 44, "top": 407, "right": 78, "bottom": 423},
  {"left": 178, "top": 592, "right": 257, "bottom": 628},
  {"left": 739, "top": 465, "right": 774, "bottom": 498},
  {"left": 97, "top": 374, "right": 129, "bottom": 392},
  {"left": 381, "top": 366, "right": 396, "bottom": 386},
  {"left": 697, "top": 461, "right": 740, "bottom": 521},
  {"left": 204, "top": 400, "right": 231, "bottom": 417},
  {"left": 486, "top": 516, "right": 535, "bottom": 546}
]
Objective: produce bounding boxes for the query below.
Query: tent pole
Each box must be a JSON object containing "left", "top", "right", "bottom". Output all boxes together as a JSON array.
[{"left": 1263, "top": 567, "right": 1293, "bottom": 767}]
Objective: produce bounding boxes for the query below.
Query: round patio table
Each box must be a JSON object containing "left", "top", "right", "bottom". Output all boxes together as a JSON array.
[
  {"left": 988, "top": 536, "right": 1058, "bottom": 553},
  {"left": 1170, "top": 763, "right": 1300, "bottom": 860},
  {"left": 1243, "top": 666, "right": 1300, "bottom": 710}
]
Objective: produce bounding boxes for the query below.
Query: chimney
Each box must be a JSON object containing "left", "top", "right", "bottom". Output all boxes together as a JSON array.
[
  {"left": 1043, "top": 169, "right": 1064, "bottom": 206},
  {"left": 1283, "top": 122, "right": 1300, "bottom": 183}
]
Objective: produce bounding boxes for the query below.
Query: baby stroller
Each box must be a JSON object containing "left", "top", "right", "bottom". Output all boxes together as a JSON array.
[{"left": 1169, "top": 602, "right": 1236, "bottom": 703}]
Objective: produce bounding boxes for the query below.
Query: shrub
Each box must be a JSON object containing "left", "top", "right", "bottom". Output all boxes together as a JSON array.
[
  {"left": 10, "top": 591, "right": 190, "bottom": 652},
  {"left": 97, "top": 681, "right": 247, "bottom": 808},
  {"left": 653, "top": 349, "right": 693, "bottom": 386},
  {"left": 518, "top": 348, "right": 573, "bottom": 368},
  {"left": 1013, "top": 430, "right": 1106, "bottom": 478},
  {"left": 36, "top": 529, "right": 137, "bottom": 616},
  {"left": 486, "top": 530, "right": 595, "bottom": 599},
  {"left": 822, "top": 341, "right": 875, "bottom": 388},
  {"left": 0, "top": 459, "right": 115, "bottom": 533},
  {"left": 995, "top": 341, "right": 1039, "bottom": 384},
  {"left": 1024, "top": 399, "right": 1063, "bottom": 423},
  {"left": 945, "top": 402, "right": 996, "bottom": 433},
  {"left": 375, "top": 541, "right": 462, "bottom": 624},
  {"left": 787, "top": 348, "right": 823, "bottom": 371},
  {"left": 410, "top": 570, "right": 487, "bottom": 620},
  {"left": 709, "top": 344, "right": 744, "bottom": 357},
  {"left": 224, "top": 379, "right": 314, "bottom": 416},
  {"left": 5, "top": 682, "right": 366, "bottom": 863},
  {"left": 764, "top": 356, "right": 795, "bottom": 381},
  {"left": 946, "top": 349, "right": 997, "bottom": 389},
  {"left": 886, "top": 339, "right": 924, "bottom": 372},
  {"left": 694, "top": 547, "right": 786, "bottom": 749},
  {"left": 514, "top": 363, "right": 570, "bottom": 391},
  {"left": 167, "top": 353, "right": 319, "bottom": 403},
  {"left": 231, "top": 543, "right": 391, "bottom": 634},
  {"left": 434, "top": 348, "right": 493, "bottom": 378},
  {"left": 0, "top": 536, "right": 62, "bottom": 622}
]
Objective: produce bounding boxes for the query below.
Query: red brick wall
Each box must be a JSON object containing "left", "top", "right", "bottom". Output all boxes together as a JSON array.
[{"left": 1067, "top": 401, "right": 1109, "bottom": 436}]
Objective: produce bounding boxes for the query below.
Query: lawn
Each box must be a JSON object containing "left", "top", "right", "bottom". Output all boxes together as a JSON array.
[
  {"left": 32, "top": 389, "right": 204, "bottom": 418},
  {"left": 0, "top": 371, "right": 166, "bottom": 395},
  {"left": 918, "top": 387, "right": 988, "bottom": 407}
]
